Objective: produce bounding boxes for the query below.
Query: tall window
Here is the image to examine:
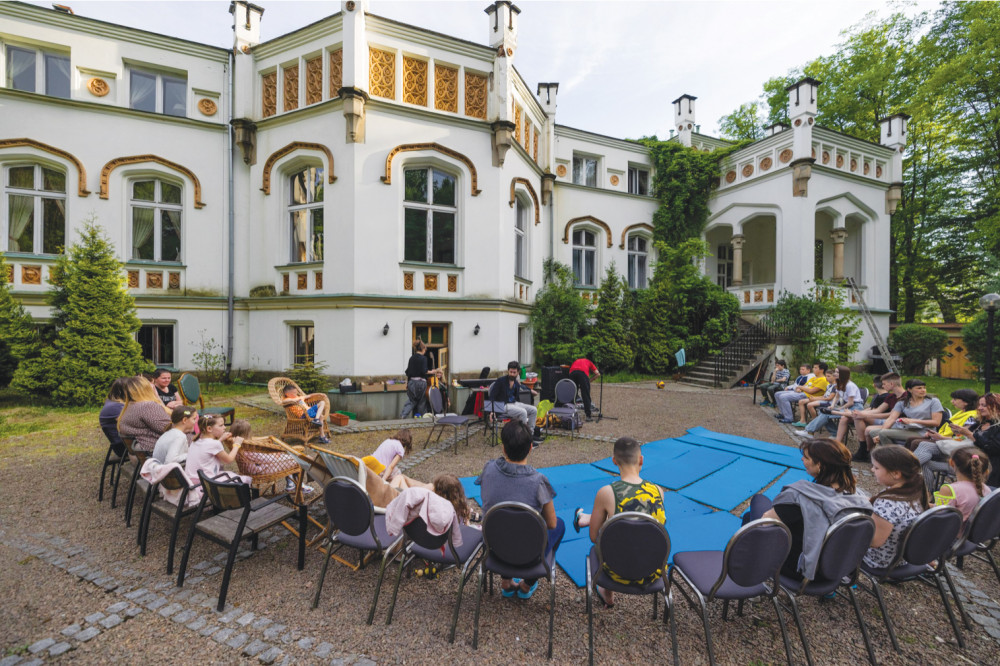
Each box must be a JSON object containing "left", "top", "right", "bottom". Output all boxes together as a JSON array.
[
  {"left": 572, "top": 229, "right": 597, "bottom": 287},
  {"left": 628, "top": 166, "right": 649, "bottom": 195},
  {"left": 137, "top": 324, "right": 175, "bottom": 366},
  {"left": 5, "top": 46, "right": 70, "bottom": 98},
  {"left": 292, "top": 325, "right": 315, "bottom": 365},
  {"left": 403, "top": 167, "right": 456, "bottom": 264},
  {"left": 130, "top": 179, "right": 182, "bottom": 262},
  {"left": 716, "top": 244, "right": 733, "bottom": 288},
  {"left": 288, "top": 167, "right": 324, "bottom": 263},
  {"left": 5, "top": 164, "right": 65, "bottom": 254},
  {"left": 514, "top": 197, "right": 528, "bottom": 278},
  {"left": 572, "top": 154, "right": 598, "bottom": 187},
  {"left": 129, "top": 68, "right": 186, "bottom": 116},
  {"left": 814, "top": 239, "right": 825, "bottom": 281},
  {"left": 627, "top": 235, "right": 649, "bottom": 289}
]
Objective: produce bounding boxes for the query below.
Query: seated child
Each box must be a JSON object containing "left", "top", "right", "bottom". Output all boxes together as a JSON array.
[
  {"left": 281, "top": 384, "right": 330, "bottom": 444},
  {"left": 362, "top": 429, "right": 432, "bottom": 490},
  {"left": 933, "top": 446, "right": 992, "bottom": 522},
  {"left": 231, "top": 419, "right": 312, "bottom": 494},
  {"left": 864, "top": 445, "right": 928, "bottom": 569},
  {"left": 757, "top": 359, "right": 791, "bottom": 407},
  {"left": 151, "top": 405, "right": 199, "bottom": 465},
  {"left": 186, "top": 414, "right": 251, "bottom": 486},
  {"left": 573, "top": 436, "right": 666, "bottom": 607},
  {"left": 433, "top": 474, "right": 473, "bottom": 526}
]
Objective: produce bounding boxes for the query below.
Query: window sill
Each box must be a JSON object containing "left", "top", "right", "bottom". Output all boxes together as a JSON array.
[
  {"left": 275, "top": 261, "right": 324, "bottom": 270},
  {"left": 1, "top": 251, "right": 62, "bottom": 259},
  {"left": 514, "top": 275, "right": 533, "bottom": 285},
  {"left": 126, "top": 259, "right": 185, "bottom": 268},
  {"left": 399, "top": 261, "right": 464, "bottom": 271}
]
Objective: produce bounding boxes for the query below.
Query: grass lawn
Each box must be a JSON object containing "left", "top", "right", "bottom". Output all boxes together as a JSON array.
[{"left": 848, "top": 372, "right": 986, "bottom": 399}]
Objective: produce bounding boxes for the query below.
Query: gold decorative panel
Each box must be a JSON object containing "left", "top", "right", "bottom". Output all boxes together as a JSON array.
[
  {"left": 447, "top": 275, "right": 457, "bottom": 292},
  {"left": 767, "top": 288, "right": 774, "bottom": 302},
  {"left": 434, "top": 64, "right": 457, "bottom": 112},
  {"left": 836, "top": 154, "right": 844, "bottom": 168},
  {"left": 744, "top": 291, "right": 750, "bottom": 304},
  {"left": 424, "top": 274, "right": 438, "bottom": 291},
  {"left": 305, "top": 57, "right": 323, "bottom": 105},
  {"left": 609, "top": 175, "right": 619, "bottom": 186},
  {"left": 262, "top": 72, "right": 277, "bottom": 117},
  {"left": 876, "top": 165, "right": 883, "bottom": 178},
  {"left": 4, "top": 264, "right": 13, "bottom": 283},
  {"left": 127, "top": 270, "right": 139, "bottom": 288},
  {"left": 369, "top": 47, "right": 395, "bottom": 99},
  {"left": 742, "top": 164, "right": 754, "bottom": 178},
  {"left": 403, "top": 272, "right": 414, "bottom": 291},
  {"left": 282, "top": 274, "right": 290, "bottom": 292},
  {"left": 524, "top": 123, "right": 531, "bottom": 151},
  {"left": 850, "top": 158, "right": 858, "bottom": 172},
  {"left": 168, "top": 272, "right": 180, "bottom": 289},
  {"left": 329, "top": 49, "right": 343, "bottom": 96},
  {"left": 464, "top": 72, "right": 487, "bottom": 119},
  {"left": 725, "top": 170, "right": 737, "bottom": 184},
  {"left": 315, "top": 272, "right": 323, "bottom": 290},
  {"left": 779, "top": 149, "right": 793, "bottom": 163},
  {"left": 402, "top": 56, "right": 427, "bottom": 106},
  {"left": 864, "top": 162, "right": 870, "bottom": 175},
  {"left": 514, "top": 104, "right": 522, "bottom": 145},
  {"left": 146, "top": 272, "right": 163, "bottom": 289},
  {"left": 519, "top": 284, "right": 524, "bottom": 299},
  {"left": 822, "top": 151, "right": 830, "bottom": 164},
  {"left": 754, "top": 290, "right": 764, "bottom": 303},
  {"left": 297, "top": 273, "right": 307, "bottom": 290},
  {"left": 87, "top": 77, "right": 109, "bottom": 97},
  {"left": 533, "top": 131, "right": 538, "bottom": 161},
  {"left": 197, "top": 99, "right": 217, "bottom": 116},
  {"left": 760, "top": 157, "right": 773, "bottom": 171},
  {"left": 556, "top": 165, "right": 567, "bottom": 177},
  {"left": 283, "top": 64, "right": 299, "bottom": 111},
  {"left": 22, "top": 265, "right": 41, "bottom": 285}
]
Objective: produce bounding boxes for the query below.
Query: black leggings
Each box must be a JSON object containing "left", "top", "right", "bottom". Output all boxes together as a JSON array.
[{"left": 569, "top": 370, "right": 592, "bottom": 417}]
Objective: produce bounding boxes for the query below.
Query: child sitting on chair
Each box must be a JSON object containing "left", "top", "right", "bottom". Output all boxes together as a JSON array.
[
  {"left": 185, "top": 414, "right": 251, "bottom": 487},
  {"left": 281, "top": 384, "right": 330, "bottom": 444},
  {"left": 362, "top": 429, "right": 432, "bottom": 490},
  {"left": 572, "top": 436, "right": 665, "bottom": 608}
]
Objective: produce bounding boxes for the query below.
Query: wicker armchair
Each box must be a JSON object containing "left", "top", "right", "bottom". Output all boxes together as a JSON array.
[{"left": 267, "top": 377, "right": 331, "bottom": 445}]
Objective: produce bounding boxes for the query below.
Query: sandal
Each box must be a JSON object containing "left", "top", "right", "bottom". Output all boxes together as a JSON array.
[
  {"left": 501, "top": 577, "right": 521, "bottom": 598},
  {"left": 470, "top": 509, "right": 483, "bottom": 524},
  {"left": 573, "top": 507, "right": 584, "bottom": 533},
  {"left": 593, "top": 583, "right": 615, "bottom": 609},
  {"left": 517, "top": 579, "right": 539, "bottom": 600}
]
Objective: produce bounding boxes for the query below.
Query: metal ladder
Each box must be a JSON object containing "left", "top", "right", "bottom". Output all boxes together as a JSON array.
[{"left": 845, "top": 277, "right": 898, "bottom": 374}]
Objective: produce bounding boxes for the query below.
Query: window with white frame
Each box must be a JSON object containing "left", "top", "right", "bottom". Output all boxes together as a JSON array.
[
  {"left": 130, "top": 179, "right": 182, "bottom": 262},
  {"left": 717, "top": 244, "right": 733, "bottom": 288},
  {"left": 627, "top": 235, "right": 649, "bottom": 289},
  {"left": 5, "top": 45, "right": 70, "bottom": 98},
  {"left": 4, "top": 164, "right": 66, "bottom": 254},
  {"left": 572, "top": 154, "right": 598, "bottom": 187},
  {"left": 288, "top": 166, "right": 324, "bottom": 263},
  {"left": 572, "top": 228, "right": 597, "bottom": 287},
  {"left": 129, "top": 67, "right": 186, "bottom": 116},
  {"left": 292, "top": 325, "right": 315, "bottom": 365},
  {"left": 403, "top": 167, "right": 456, "bottom": 264},
  {"left": 628, "top": 165, "right": 649, "bottom": 195},
  {"left": 137, "top": 324, "right": 175, "bottom": 366},
  {"left": 514, "top": 196, "right": 528, "bottom": 278}
]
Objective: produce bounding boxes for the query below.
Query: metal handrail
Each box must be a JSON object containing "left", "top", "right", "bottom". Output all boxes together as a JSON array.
[{"left": 711, "top": 313, "right": 807, "bottom": 388}]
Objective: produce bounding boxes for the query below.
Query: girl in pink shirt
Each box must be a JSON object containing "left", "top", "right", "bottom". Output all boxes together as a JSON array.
[
  {"left": 185, "top": 415, "right": 250, "bottom": 486},
  {"left": 935, "top": 446, "right": 992, "bottom": 521}
]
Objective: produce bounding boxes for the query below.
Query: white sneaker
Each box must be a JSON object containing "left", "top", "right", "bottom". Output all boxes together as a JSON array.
[
  {"left": 793, "top": 430, "right": 811, "bottom": 437},
  {"left": 300, "top": 483, "right": 314, "bottom": 494},
  {"left": 284, "top": 479, "right": 297, "bottom": 492}
]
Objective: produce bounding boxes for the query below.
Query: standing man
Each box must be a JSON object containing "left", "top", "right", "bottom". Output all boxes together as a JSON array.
[
  {"left": 489, "top": 361, "right": 543, "bottom": 443},
  {"left": 568, "top": 357, "right": 600, "bottom": 421}
]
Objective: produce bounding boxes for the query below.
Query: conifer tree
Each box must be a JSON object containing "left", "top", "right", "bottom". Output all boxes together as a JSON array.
[
  {"left": 582, "top": 263, "right": 635, "bottom": 372},
  {"left": 529, "top": 259, "right": 588, "bottom": 365},
  {"left": 0, "top": 252, "right": 41, "bottom": 386},
  {"left": 12, "top": 221, "right": 150, "bottom": 405}
]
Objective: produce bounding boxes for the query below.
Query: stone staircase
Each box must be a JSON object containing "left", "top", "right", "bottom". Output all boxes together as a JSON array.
[{"left": 679, "top": 317, "right": 772, "bottom": 389}]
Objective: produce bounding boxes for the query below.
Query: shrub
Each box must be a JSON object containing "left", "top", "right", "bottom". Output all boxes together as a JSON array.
[
  {"left": 289, "top": 361, "right": 330, "bottom": 394},
  {"left": 191, "top": 329, "right": 227, "bottom": 384},
  {"left": 530, "top": 259, "right": 589, "bottom": 366},
  {"left": 963, "top": 311, "right": 1000, "bottom": 380},
  {"left": 581, "top": 264, "right": 635, "bottom": 373},
  {"left": 889, "top": 323, "right": 949, "bottom": 375},
  {"left": 769, "top": 284, "right": 863, "bottom": 367}
]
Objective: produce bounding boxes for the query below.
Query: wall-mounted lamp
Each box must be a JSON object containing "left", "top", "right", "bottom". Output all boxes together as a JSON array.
[
  {"left": 382, "top": 323, "right": 390, "bottom": 336},
  {"left": 474, "top": 323, "right": 481, "bottom": 336}
]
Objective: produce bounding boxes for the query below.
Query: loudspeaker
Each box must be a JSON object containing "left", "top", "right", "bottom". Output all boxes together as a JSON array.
[{"left": 541, "top": 366, "right": 566, "bottom": 403}]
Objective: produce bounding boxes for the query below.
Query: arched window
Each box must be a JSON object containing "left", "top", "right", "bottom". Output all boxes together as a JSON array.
[
  {"left": 4, "top": 164, "right": 66, "bottom": 254},
  {"left": 572, "top": 228, "right": 597, "bottom": 287},
  {"left": 627, "top": 235, "right": 649, "bottom": 289},
  {"left": 288, "top": 166, "right": 324, "bottom": 263},
  {"left": 403, "top": 167, "right": 456, "bottom": 264},
  {"left": 130, "top": 178, "right": 182, "bottom": 261},
  {"left": 514, "top": 195, "right": 528, "bottom": 278}
]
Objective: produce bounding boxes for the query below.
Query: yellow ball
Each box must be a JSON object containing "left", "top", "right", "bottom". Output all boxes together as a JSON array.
[{"left": 656, "top": 381, "right": 665, "bottom": 389}]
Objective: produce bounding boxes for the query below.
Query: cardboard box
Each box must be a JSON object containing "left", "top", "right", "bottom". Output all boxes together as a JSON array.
[
  {"left": 385, "top": 381, "right": 407, "bottom": 392},
  {"left": 360, "top": 382, "right": 385, "bottom": 393}
]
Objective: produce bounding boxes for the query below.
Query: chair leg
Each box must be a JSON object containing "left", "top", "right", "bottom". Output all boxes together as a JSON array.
[
  {"left": 297, "top": 504, "right": 307, "bottom": 570},
  {"left": 385, "top": 551, "right": 411, "bottom": 626},
  {"left": 783, "top": 591, "right": 814, "bottom": 666},
  {"left": 586, "top": 562, "right": 594, "bottom": 666},
  {"left": 449, "top": 550, "right": 481, "bottom": 643},
  {"left": 770, "top": 594, "right": 794, "bottom": 666},
  {"left": 696, "top": 596, "right": 716, "bottom": 665},
  {"left": 312, "top": 537, "right": 336, "bottom": 609},
  {"left": 985, "top": 549, "right": 1000, "bottom": 588},
  {"left": 722, "top": 598, "right": 729, "bottom": 621},
  {"left": 110, "top": 460, "right": 124, "bottom": 509},
  {"left": 865, "top": 577, "right": 900, "bottom": 652},
  {"left": 941, "top": 563, "right": 973, "bottom": 631},
  {"left": 124, "top": 465, "right": 141, "bottom": 526},
  {"left": 366, "top": 547, "right": 394, "bottom": 625},
  {"left": 931, "top": 572, "right": 965, "bottom": 648},
  {"left": 166, "top": 507, "right": 185, "bottom": 575},
  {"left": 846, "top": 585, "right": 877, "bottom": 666},
  {"left": 472, "top": 564, "right": 486, "bottom": 649},
  {"left": 217, "top": 529, "right": 245, "bottom": 612},
  {"left": 547, "top": 569, "right": 556, "bottom": 659},
  {"left": 666, "top": 589, "right": 679, "bottom": 666},
  {"left": 98, "top": 448, "right": 112, "bottom": 501},
  {"left": 176, "top": 508, "right": 204, "bottom": 588},
  {"left": 423, "top": 425, "right": 437, "bottom": 449}
]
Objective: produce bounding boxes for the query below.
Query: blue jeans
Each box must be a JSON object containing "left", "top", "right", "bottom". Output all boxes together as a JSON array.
[
  {"left": 741, "top": 494, "right": 773, "bottom": 525},
  {"left": 805, "top": 405, "right": 861, "bottom": 435}
]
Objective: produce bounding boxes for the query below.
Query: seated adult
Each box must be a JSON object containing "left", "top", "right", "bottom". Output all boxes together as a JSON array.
[
  {"left": 117, "top": 375, "right": 172, "bottom": 453},
  {"left": 774, "top": 361, "right": 829, "bottom": 424},
  {"left": 950, "top": 393, "right": 1000, "bottom": 487},
  {"left": 488, "top": 361, "right": 543, "bottom": 443},
  {"left": 741, "top": 438, "right": 871, "bottom": 582},
  {"left": 844, "top": 372, "right": 906, "bottom": 462},
  {"left": 572, "top": 436, "right": 665, "bottom": 607},
  {"left": 869, "top": 380, "right": 944, "bottom": 449},
  {"left": 907, "top": 389, "right": 979, "bottom": 483},
  {"left": 568, "top": 356, "right": 600, "bottom": 421},
  {"left": 152, "top": 368, "right": 183, "bottom": 410},
  {"left": 476, "top": 420, "right": 565, "bottom": 599},
  {"left": 99, "top": 377, "right": 130, "bottom": 457},
  {"left": 795, "top": 366, "right": 862, "bottom": 438},
  {"left": 792, "top": 366, "right": 837, "bottom": 426}
]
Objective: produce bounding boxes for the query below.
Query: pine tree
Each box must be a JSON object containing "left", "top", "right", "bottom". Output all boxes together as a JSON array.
[
  {"left": 12, "top": 220, "right": 151, "bottom": 405},
  {"left": 582, "top": 263, "right": 635, "bottom": 372},
  {"left": 0, "top": 252, "right": 41, "bottom": 386}
]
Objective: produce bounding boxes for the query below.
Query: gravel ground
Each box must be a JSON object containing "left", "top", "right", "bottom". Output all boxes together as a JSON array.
[{"left": 2, "top": 381, "right": 999, "bottom": 664}]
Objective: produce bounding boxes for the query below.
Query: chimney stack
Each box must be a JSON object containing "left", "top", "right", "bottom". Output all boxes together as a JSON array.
[
  {"left": 785, "top": 77, "right": 820, "bottom": 196},
  {"left": 229, "top": 1, "right": 264, "bottom": 52},
  {"left": 879, "top": 113, "right": 910, "bottom": 213},
  {"left": 672, "top": 94, "right": 697, "bottom": 147}
]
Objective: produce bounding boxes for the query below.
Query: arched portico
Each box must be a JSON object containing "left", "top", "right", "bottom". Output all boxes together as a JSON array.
[{"left": 704, "top": 204, "right": 781, "bottom": 307}]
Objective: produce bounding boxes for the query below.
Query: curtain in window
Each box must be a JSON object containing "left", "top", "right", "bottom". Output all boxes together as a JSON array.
[
  {"left": 6, "top": 48, "right": 34, "bottom": 90},
  {"left": 7, "top": 195, "right": 33, "bottom": 251},
  {"left": 132, "top": 207, "right": 154, "bottom": 257},
  {"left": 130, "top": 71, "right": 156, "bottom": 111},
  {"left": 45, "top": 55, "right": 71, "bottom": 97}
]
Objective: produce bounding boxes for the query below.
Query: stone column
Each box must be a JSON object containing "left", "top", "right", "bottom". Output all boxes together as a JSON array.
[
  {"left": 830, "top": 227, "right": 848, "bottom": 281},
  {"left": 731, "top": 234, "right": 746, "bottom": 287}
]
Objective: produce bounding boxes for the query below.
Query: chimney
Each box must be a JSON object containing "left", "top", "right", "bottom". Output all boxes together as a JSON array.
[
  {"left": 536, "top": 82, "right": 558, "bottom": 117},
  {"left": 672, "top": 94, "right": 696, "bottom": 147},
  {"left": 485, "top": 1, "right": 520, "bottom": 50},
  {"left": 230, "top": 1, "right": 264, "bottom": 52},
  {"left": 764, "top": 122, "right": 789, "bottom": 137},
  {"left": 785, "top": 77, "right": 820, "bottom": 196},
  {"left": 879, "top": 113, "right": 910, "bottom": 214}
]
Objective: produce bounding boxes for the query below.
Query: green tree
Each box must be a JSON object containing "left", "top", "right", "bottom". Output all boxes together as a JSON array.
[
  {"left": 12, "top": 221, "right": 151, "bottom": 405},
  {"left": 529, "top": 259, "right": 588, "bottom": 366},
  {"left": 889, "top": 323, "right": 949, "bottom": 374},
  {"left": 718, "top": 102, "right": 764, "bottom": 142},
  {"left": 769, "top": 285, "right": 864, "bottom": 368},
  {"left": 0, "top": 253, "right": 41, "bottom": 386},
  {"left": 581, "top": 264, "right": 634, "bottom": 373},
  {"left": 962, "top": 311, "right": 1000, "bottom": 381}
]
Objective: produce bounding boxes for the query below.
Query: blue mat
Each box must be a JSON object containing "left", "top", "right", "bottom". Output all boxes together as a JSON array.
[
  {"left": 590, "top": 438, "right": 696, "bottom": 474},
  {"left": 680, "top": 457, "right": 787, "bottom": 511},
  {"left": 668, "top": 511, "right": 742, "bottom": 556},
  {"left": 763, "top": 468, "right": 814, "bottom": 499},
  {"left": 644, "top": 448, "right": 739, "bottom": 490},
  {"left": 684, "top": 427, "right": 806, "bottom": 469},
  {"left": 676, "top": 433, "right": 804, "bottom": 470},
  {"left": 554, "top": 536, "right": 594, "bottom": 588}
]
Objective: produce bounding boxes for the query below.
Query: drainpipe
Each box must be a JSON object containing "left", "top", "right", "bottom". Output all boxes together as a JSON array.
[{"left": 225, "top": 50, "right": 235, "bottom": 381}]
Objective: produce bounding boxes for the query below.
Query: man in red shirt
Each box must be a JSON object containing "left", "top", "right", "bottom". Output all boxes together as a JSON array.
[{"left": 568, "top": 357, "right": 600, "bottom": 421}]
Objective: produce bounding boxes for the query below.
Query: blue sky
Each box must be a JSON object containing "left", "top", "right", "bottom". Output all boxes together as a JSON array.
[{"left": 26, "top": 0, "right": 937, "bottom": 138}]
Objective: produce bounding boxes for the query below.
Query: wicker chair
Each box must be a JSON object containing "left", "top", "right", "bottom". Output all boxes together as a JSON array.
[
  {"left": 267, "top": 377, "right": 331, "bottom": 445},
  {"left": 235, "top": 435, "right": 304, "bottom": 497}
]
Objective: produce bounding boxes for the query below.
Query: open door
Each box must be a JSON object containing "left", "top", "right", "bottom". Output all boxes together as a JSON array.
[{"left": 412, "top": 323, "right": 449, "bottom": 387}]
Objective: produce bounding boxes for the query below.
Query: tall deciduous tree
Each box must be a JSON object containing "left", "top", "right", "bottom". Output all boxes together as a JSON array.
[{"left": 718, "top": 102, "right": 765, "bottom": 142}]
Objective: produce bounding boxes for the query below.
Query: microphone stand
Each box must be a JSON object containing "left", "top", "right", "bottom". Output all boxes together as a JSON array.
[{"left": 595, "top": 373, "right": 617, "bottom": 423}]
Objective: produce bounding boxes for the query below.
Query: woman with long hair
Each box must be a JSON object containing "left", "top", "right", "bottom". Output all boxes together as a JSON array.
[
  {"left": 99, "top": 377, "right": 131, "bottom": 456},
  {"left": 949, "top": 393, "right": 1000, "bottom": 487},
  {"left": 117, "top": 375, "right": 172, "bottom": 453}
]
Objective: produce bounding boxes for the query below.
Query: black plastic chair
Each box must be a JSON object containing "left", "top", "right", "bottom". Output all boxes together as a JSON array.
[
  {"left": 98, "top": 419, "right": 127, "bottom": 506},
  {"left": 472, "top": 501, "right": 558, "bottom": 659},
  {"left": 311, "top": 476, "right": 403, "bottom": 624},
  {"left": 858, "top": 505, "right": 966, "bottom": 651},
  {"left": 423, "top": 386, "right": 473, "bottom": 453},
  {"left": 671, "top": 518, "right": 793, "bottom": 666},
  {"left": 949, "top": 490, "right": 1000, "bottom": 589},
  {"left": 382, "top": 516, "right": 484, "bottom": 642},
  {"left": 120, "top": 437, "right": 150, "bottom": 528},
  {"left": 176, "top": 470, "right": 305, "bottom": 611},
  {"left": 588, "top": 512, "right": 676, "bottom": 666},
  {"left": 545, "top": 378, "right": 580, "bottom": 439},
  {"left": 137, "top": 465, "right": 196, "bottom": 574},
  {"left": 482, "top": 381, "right": 511, "bottom": 447},
  {"left": 776, "top": 512, "right": 877, "bottom": 666}
]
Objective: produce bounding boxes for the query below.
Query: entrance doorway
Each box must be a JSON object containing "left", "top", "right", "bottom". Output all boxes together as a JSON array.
[{"left": 412, "top": 322, "right": 449, "bottom": 385}]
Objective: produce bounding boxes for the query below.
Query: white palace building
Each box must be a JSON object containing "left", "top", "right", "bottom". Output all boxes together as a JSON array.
[{"left": 1, "top": 1, "right": 906, "bottom": 377}]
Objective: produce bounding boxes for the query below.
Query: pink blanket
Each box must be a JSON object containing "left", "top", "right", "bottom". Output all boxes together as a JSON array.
[
  {"left": 385, "top": 487, "right": 463, "bottom": 547},
  {"left": 140, "top": 459, "right": 202, "bottom": 507}
]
